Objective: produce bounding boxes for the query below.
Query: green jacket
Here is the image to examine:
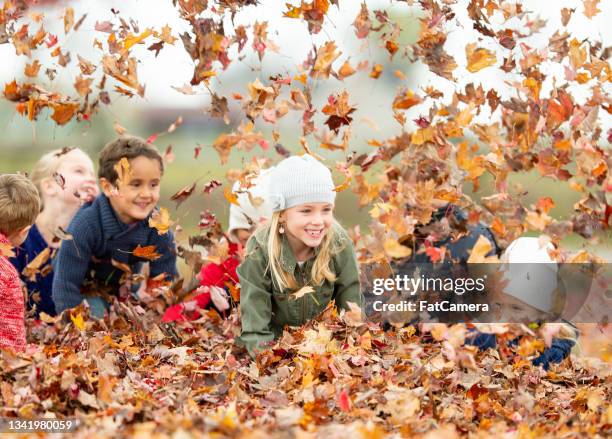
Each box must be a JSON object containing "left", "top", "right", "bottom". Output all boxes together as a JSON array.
[{"left": 237, "top": 223, "right": 363, "bottom": 357}]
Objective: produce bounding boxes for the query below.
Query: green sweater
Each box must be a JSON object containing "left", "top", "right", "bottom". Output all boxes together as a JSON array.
[{"left": 237, "top": 223, "right": 363, "bottom": 357}]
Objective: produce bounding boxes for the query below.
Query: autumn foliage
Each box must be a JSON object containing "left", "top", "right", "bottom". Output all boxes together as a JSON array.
[{"left": 1, "top": 0, "right": 611, "bottom": 436}]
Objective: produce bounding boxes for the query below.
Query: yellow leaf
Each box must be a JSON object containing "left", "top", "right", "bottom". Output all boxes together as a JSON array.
[
  {"left": 224, "top": 187, "right": 239, "bottom": 205},
  {"left": 383, "top": 239, "right": 412, "bottom": 259},
  {"left": 411, "top": 127, "right": 433, "bottom": 145},
  {"left": 467, "top": 235, "right": 498, "bottom": 263},
  {"left": 455, "top": 104, "right": 474, "bottom": 126},
  {"left": 336, "top": 59, "right": 356, "bottom": 80},
  {"left": 148, "top": 207, "right": 173, "bottom": 235},
  {"left": 466, "top": 43, "right": 496, "bottom": 73},
  {"left": 123, "top": 28, "right": 153, "bottom": 51},
  {"left": 71, "top": 312, "right": 85, "bottom": 331}
]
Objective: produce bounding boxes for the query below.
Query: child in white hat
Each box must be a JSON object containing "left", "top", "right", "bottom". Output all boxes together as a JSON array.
[
  {"left": 237, "top": 154, "right": 363, "bottom": 357},
  {"left": 466, "top": 237, "right": 579, "bottom": 369}
]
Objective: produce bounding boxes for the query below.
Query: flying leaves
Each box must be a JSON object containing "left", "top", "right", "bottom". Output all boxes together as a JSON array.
[{"left": 148, "top": 207, "right": 173, "bottom": 235}]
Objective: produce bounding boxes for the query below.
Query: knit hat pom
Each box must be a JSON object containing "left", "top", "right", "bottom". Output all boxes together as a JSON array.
[{"left": 269, "top": 154, "right": 336, "bottom": 212}]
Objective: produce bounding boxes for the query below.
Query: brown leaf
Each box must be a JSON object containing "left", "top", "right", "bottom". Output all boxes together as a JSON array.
[
  {"left": 22, "top": 247, "right": 51, "bottom": 281},
  {"left": 170, "top": 183, "right": 196, "bottom": 208}
]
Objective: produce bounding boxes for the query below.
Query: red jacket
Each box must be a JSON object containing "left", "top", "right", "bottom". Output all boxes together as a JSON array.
[{"left": 0, "top": 234, "right": 26, "bottom": 352}]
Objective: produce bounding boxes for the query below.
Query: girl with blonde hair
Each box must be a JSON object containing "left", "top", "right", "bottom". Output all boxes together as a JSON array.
[
  {"left": 238, "top": 154, "right": 363, "bottom": 357},
  {"left": 10, "top": 147, "right": 98, "bottom": 316}
]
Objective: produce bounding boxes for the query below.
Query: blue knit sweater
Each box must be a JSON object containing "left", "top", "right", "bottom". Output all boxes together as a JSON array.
[{"left": 52, "top": 194, "right": 177, "bottom": 314}]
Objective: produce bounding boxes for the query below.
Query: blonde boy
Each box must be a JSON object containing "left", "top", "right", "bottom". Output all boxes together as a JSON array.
[{"left": 0, "top": 174, "right": 40, "bottom": 352}]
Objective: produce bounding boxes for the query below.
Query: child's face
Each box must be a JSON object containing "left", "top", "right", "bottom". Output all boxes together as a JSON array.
[
  {"left": 281, "top": 202, "right": 334, "bottom": 249},
  {"left": 55, "top": 149, "right": 98, "bottom": 206},
  {"left": 492, "top": 292, "right": 545, "bottom": 323},
  {"left": 102, "top": 156, "right": 162, "bottom": 224}
]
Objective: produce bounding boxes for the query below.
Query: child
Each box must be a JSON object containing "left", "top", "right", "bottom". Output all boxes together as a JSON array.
[
  {"left": 466, "top": 237, "right": 579, "bottom": 369},
  {"left": 0, "top": 174, "right": 41, "bottom": 352},
  {"left": 163, "top": 166, "right": 275, "bottom": 322},
  {"left": 238, "top": 154, "right": 363, "bottom": 357},
  {"left": 10, "top": 147, "right": 98, "bottom": 317},
  {"left": 228, "top": 166, "right": 275, "bottom": 247},
  {"left": 52, "top": 136, "right": 178, "bottom": 318}
]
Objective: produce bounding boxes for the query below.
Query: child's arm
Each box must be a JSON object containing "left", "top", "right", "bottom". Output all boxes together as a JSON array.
[
  {"left": 51, "top": 218, "right": 96, "bottom": 314},
  {"left": 532, "top": 322, "right": 579, "bottom": 369},
  {"left": 237, "top": 243, "right": 276, "bottom": 358},
  {"left": 148, "top": 229, "right": 178, "bottom": 280},
  {"left": 332, "top": 236, "right": 363, "bottom": 312}
]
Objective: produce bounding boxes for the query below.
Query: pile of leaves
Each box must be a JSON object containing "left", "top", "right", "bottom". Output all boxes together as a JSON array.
[{"left": 1, "top": 299, "right": 610, "bottom": 437}]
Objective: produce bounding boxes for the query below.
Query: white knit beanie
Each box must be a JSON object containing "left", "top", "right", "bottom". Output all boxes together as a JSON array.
[
  {"left": 269, "top": 154, "right": 336, "bottom": 212},
  {"left": 501, "top": 237, "right": 558, "bottom": 312}
]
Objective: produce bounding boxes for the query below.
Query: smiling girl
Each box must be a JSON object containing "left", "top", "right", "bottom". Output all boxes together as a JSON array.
[
  {"left": 237, "top": 154, "right": 363, "bottom": 357},
  {"left": 10, "top": 148, "right": 98, "bottom": 317}
]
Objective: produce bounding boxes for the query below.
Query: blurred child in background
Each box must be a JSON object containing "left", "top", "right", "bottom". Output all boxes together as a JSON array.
[{"left": 10, "top": 147, "right": 98, "bottom": 317}]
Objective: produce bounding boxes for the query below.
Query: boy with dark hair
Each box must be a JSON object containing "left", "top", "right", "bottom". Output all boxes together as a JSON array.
[
  {"left": 52, "top": 136, "right": 178, "bottom": 317},
  {"left": 0, "top": 174, "right": 41, "bottom": 351}
]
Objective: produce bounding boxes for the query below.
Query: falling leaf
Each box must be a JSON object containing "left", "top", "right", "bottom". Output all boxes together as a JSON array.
[
  {"left": 149, "top": 207, "right": 173, "bottom": 235},
  {"left": 224, "top": 187, "right": 239, "bottom": 206},
  {"left": 392, "top": 90, "right": 422, "bottom": 111},
  {"left": 74, "top": 75, "right": 93, "bottom": 97},
  {"left": 63, "top": 7, "right": 74, "bottom": 34},
  {"left": 383, "top": 239, "right": 412, "bottom": 259},
  {"left": 22, "top": 247, "right": 51, "bottom": 281},
  {"left": 94, "top": 21, "right": 113, "bottom": 33},
  {"left": 163, "top": 145, "right": 175, "bottom": 165},
  {"left": 113, "top": 121, "right": 127, "bottom": 135},
  {"left": 133, "top": 245, "right": 162, "bottom": 261},
  {"left": 202, "top": 180, "right": 222, "bottom": 194},
  {"left": 170, "top": 183, "right": 196, "bottom": 208},
  {"left": 167, "top": 116, "right": 183, "bottom": 133},
  {"left": 583, "top": 0, "right": 601, "bottom": 19},
  {"left": 123, "top": 28, "right": 153, "bottom": 51},
  {"left": 24, "top": 60, "right": 41, "bottom": 78},
  {"left": 336, "top": 59, "right": 356, "bottom": 80},
  {"left": 466, "top": 43, "right": 496, "bottom": 73},
  {"left": 467, "top": 235, "right": 498, "bottom": 263},
  {"left": 369, "top": 63, "right": 383, "bottom": 79}
]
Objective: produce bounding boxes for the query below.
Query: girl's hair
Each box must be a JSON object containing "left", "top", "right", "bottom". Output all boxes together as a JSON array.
[
  {"left": 264, "top": 211, "right": 344, "bottom": 291},
  {"left": 30, "top": 147, "right": 83, "bottom": 209}
]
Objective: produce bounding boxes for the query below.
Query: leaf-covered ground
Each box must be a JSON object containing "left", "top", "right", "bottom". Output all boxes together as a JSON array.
[{"left": 1, "top": 300, "right": 610, "bottom": 438}]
